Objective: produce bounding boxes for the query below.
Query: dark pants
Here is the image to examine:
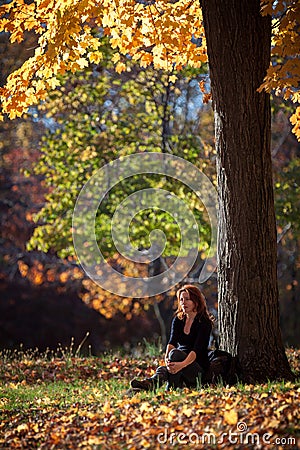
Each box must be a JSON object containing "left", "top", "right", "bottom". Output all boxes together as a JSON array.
[{"left": 151, "top": 349, "right": 203, "bottom": 389}]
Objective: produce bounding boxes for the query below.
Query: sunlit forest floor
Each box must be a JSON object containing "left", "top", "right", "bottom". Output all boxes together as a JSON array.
[{"left": 0, "top": 346, "right": 299, "bottom": 449}]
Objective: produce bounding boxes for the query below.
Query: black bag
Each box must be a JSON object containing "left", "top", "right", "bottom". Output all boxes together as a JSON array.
[{"left": 205, "top": 349, "right": 239, "bottom": 385}]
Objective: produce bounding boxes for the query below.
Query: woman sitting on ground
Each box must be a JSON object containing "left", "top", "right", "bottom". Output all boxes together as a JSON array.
[{"left": 130, "top": 284, "right": 214, "bottom": 391}]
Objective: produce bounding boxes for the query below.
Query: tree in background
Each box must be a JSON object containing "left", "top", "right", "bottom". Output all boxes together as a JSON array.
[
  {"left": 25, "top": 38, "right": 216, "bottom": 344},
  {"left": 0, "top": 31, "right": 45, "bottom": 245},
  {"left": 27, "top": 40, "right": 214, "bottom": 258},
  {"left": 272, "top": 100, "right": 300, "bottom": 348}
]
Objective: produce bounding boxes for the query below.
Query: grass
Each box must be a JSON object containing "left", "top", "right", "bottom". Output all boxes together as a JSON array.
[{"left": 0, "top": 343, "right": 299, "bottom": 449}]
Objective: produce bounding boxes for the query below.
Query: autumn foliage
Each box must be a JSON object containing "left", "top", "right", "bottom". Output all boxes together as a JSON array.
[
  {"left": 0, "top": 348, "right": 299, "bottom": 449},
  {"left": 0, "top": 0, "right": 299, "bottom": 139},
  {"left": 260, "top": 0, "right": 300, "bottom": 140}
]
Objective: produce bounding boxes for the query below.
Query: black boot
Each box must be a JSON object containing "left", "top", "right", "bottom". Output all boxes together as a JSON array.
[{"left": 130, "top": 378, "right": 154, "bottom": 391}]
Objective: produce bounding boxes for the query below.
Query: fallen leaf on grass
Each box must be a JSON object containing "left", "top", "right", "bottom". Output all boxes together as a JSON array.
[
  {"left": 182, "top": 405, "right": 193, "bottom": 417},
  {"left": 102, "top": 401, "right": 111, "bottom": 413},
  {"left": 224, "top": 409, "right": 238, "bottom": 425},
  {"left": 16, "top": 423, "right": 29, "bottom": 433}
]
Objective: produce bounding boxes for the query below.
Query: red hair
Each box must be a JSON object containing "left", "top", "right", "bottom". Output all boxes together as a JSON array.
[{"left": 175, "top": 284, "right": 214, "bottom": 324}]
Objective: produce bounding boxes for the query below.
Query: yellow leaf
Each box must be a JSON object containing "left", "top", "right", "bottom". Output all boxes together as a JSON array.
[
  {"left": 159, "top": 404, "right": 177, "bottom": 420},
  {"left": 84, "top": 411, "right": 100, "bottom": 420},
  {"left": 77, "top": 57, "right": 89, "bottom": 69},
  {"left": 32, "top": 423, "right": 39, "bottom": 433},
  {"left": 42, "top": 66, "right": 53, "bottom": 78},
  {"left": 47, "top": 77, "right": 61, "bottom": 89},
  {"left": 224, "top": 409, "right": 238, "bottom": 425},
  {"left": 182, "top": 405, "right": 193, "bottom": 417},
  {"left": 89, "top": 51, "right": 103, "bottom": 64},
  {"left": 17, "top": 423, "right": 29, "bottom": 433},
  {"left": 140, "top": 402, "right": 153, "bottom": 413},
  {"left": 102, "top": 401, "right": 111, "bottom": 413},
  {"left": 139, "top": 439, "right": 151, "bottom": 448},
  {"left": 139, "top": 52, "right": 153, "bottom": 68},
  {"left": 169, "top": 75, "right": 177, "bottom": 83},
  {"left": 275, "top": 404, "right": 290, "bottom": 418},
  {"left": 290, "top": 107, "right": 300, "bottom": 142},
  {"left": 43, "top": 396, "right": 51, "bottom": 405},
  {"left": 267, "top": 419, "right": 281, "bottom": 428},
  {"left": 111, "top": 53, "right": 120, "bottom": 63},
  {"left": 115, "top": 62, "right": 126, "bottom": 73},
  {"left": 85, "top": 437, "right": 105, "bottom": 445},
  {"left": 260, "top": 393, "right": 268, "bottom": 398},
  {"left": 135, "top": 413, "right": 145, "bottom": 423}
]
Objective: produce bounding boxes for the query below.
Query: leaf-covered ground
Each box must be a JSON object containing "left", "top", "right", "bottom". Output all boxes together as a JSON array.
[{"left": 0, "top": 348, "right": 299, "bottom": 449}]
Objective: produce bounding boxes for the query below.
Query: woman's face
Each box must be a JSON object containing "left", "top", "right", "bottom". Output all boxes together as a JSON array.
[{"left": 179, "top": 291, "right": 196, "bottom": 314}]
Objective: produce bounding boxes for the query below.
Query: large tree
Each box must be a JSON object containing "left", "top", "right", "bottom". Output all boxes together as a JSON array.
[
  {"left": 0, "top": 0, "right": 298, "bottom": 381},
  {"left": 25, "top": 44, "right": 214, "bottom": 343},
  {"left": 201, "top": 0, "right": 293, "bottom": 381}
]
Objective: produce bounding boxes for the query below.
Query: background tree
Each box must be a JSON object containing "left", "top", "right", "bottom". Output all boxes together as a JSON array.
[
  {"left": 25, "top": 38, "right": 215, "bottom": 345},
  {"left": 272, "top": 100, "right": 300, "bottom": 348},
  {"left": 27, "top": 45, "right": 214, "bottom": 259}
]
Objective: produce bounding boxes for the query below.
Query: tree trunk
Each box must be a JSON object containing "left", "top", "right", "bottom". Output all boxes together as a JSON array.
[{"left": 201, "top": 0, "right": 293, "bottom": 381}]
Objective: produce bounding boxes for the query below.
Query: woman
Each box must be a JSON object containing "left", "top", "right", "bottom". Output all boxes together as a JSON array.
[{"left": 130, "top": 284, "right": 213, "bottom": 391}]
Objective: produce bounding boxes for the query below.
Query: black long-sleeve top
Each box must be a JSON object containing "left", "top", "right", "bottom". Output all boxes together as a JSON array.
[{"left": 168, "top": 314, "right": 212, "bottom": 370}]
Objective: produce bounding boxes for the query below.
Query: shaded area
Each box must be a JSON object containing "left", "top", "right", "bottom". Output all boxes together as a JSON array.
[{"left": 0, "top": 278, "right": 159, "bottom": 354}]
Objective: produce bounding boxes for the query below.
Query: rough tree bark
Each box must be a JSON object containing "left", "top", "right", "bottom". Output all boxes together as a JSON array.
[{"left": 200, "top": 0, "right": 293, "bottom": 381}]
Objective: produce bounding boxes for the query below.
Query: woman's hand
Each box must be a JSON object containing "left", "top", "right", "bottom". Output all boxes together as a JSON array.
[{"left": 166, "top": 360, "right": 184, "bottom": 374}]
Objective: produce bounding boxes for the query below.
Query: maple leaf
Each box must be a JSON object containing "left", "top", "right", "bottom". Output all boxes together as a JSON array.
[
  {"left": 0, "top": 0, "right": 299, "bottom": 141},
  {"left": 115, "top": 62, "right": 127, "bottom": 73},
  {"left": 168, "top": 74, "right": 177, "bottom": 83},
  {"left": 224, "top": 408, "right": 238, "bottom": 425},
  {"left": 290, "top": 106, "right": 300, "bottom": 141}
]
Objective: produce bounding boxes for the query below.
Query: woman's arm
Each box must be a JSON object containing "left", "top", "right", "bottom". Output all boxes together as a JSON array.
[
  {"left": 165, "top": 343, "right": 175, "bottom": 364},
  {"left": 167, "top": 350, "right": 197, "bottom": 374},
  {"left": 165, "top": 317, "right": 179, "bottom": 364}
]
